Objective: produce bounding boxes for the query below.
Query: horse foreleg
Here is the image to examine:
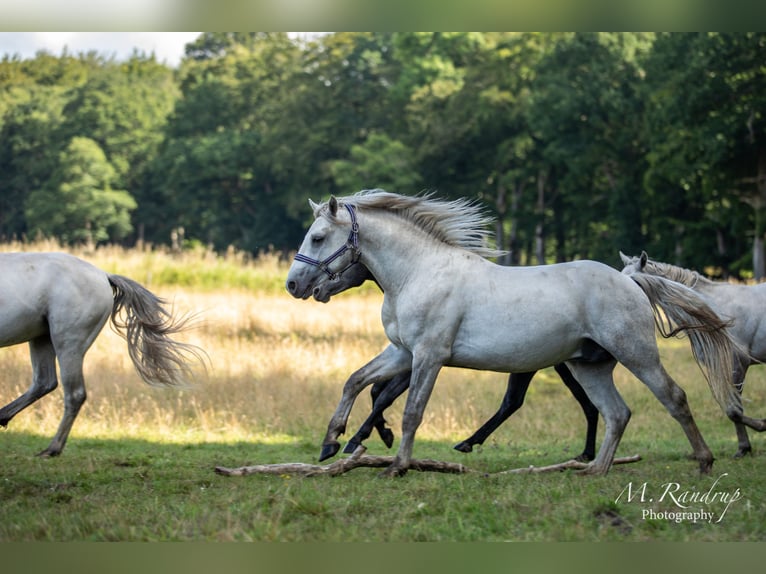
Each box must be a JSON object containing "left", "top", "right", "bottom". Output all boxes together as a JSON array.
[
  {"left": 0, "top": 336, "right": 58, "bottom": 430},
  {"left": 344, "top": 371, "right": 412, "bottom": 454},
  {"left": 453, "top": 371, "right": 535, "bottom": 453},
  {"left": 38, "top": 354, "right": 86, "bottom": 457},
  {"left": 320, "top": 344, "right": 411, "bottom": 461},
  {"left": 382, "top": 352, "right": 445, "bottom": 478},
  {"left": 556, "top": 363, "right": 599, "bottom": 462}
]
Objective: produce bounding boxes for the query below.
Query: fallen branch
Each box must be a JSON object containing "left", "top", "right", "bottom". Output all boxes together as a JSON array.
[
  {"left": 215, "top": 445, "right": 468, "bottom": 477},
  {"left": 214, "top": 446, "right": 641, "bottom": 477},
  {"left": 496, "top": 454, "right": 642, "bottom": 474}
]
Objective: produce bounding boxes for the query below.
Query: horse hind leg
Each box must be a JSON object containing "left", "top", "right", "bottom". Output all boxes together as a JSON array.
[
  {"left": 630, "top": 362, "right": 715, "bottom": 473},
  {"left": 453, "top": 371, "right": 535, "bottom": 453},
  {"left": 556, "top": 363, "right": 599, "bottom": 462},
  {"left": 37, "top": 352, "right": 87, "bottom": 457},
  {"left": 0, "top": 335, "right": 58, "bottom": 430},
  {"left": 564, "top": 360, "right": 630, "bottom": 476}
]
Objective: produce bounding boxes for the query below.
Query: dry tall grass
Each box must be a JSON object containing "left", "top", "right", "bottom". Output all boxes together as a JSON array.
[{"left": 2, "top": 243, "right": 765, "bottom": 461}]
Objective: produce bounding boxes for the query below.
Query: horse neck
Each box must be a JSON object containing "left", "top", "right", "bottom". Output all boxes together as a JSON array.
[
  {"left": 356, "top": 209, "right": 448, "bottom": 294},
  {"left": 644, "top": 261, "right": 713, "bottom": 292}
]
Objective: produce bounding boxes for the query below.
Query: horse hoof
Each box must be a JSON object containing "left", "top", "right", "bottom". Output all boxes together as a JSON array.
[
  {"left": 36, "top": 449, "right": 59, "bottom": 458},
  {"left": 698, "top": 458, "right": 714, "bottom": 474},
  {"left": 342, "top": 441, "right": 360, "bottom": 454},
  {"left": 380, "top": 428, "right": 395, "bottom": 449},
  {"left": 575, "top": 452, "right": 595, "bottom": 463},
  {"left": 319, "top": 442, "right": 340, "bottom": 462},
  {"left": 733, "top": 448, "right": 752, "bottom": 459},
  {"left": 453, "top": 441, "right": 473, "bottom": 453},
  {"left": 576, "top": 464, "right": 608, "bottom": 476},
  {"left": 379, "top": 465, "right": 407, "bottom": 478}
]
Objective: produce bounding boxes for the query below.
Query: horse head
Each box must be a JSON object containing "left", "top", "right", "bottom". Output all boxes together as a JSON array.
[
  {"left": 619, "top": 250, "right": 648, "bottom": 275},
  {"left": 286, "top": 196, "right": 362, "bottom": 300}
]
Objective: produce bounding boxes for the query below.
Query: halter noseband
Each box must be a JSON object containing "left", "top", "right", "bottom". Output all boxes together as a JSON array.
[{"left": 293, "top": 203, "right": 361, "bottom": 280}]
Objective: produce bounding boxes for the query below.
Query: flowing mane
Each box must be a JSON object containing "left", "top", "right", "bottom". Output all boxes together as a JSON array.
[
  {"left": 642, "top": 257, "right": 714, "bottom": 288},
  {"left": 326, "top": 189, "right": 505, "bottom": 259}
]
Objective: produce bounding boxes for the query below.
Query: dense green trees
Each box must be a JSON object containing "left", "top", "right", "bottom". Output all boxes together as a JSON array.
[{"left": 1, "top": 33, "right": 764, "bottom": 277}]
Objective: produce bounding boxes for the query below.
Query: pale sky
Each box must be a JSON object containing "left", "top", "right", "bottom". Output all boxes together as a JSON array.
[{"left": 0, "top": 32, "right": 202, "bottom": 67}]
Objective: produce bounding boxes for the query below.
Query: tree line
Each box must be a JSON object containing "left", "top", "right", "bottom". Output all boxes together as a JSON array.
[{"left": 1, "top": 32, "right": 764, "bottom": 277}]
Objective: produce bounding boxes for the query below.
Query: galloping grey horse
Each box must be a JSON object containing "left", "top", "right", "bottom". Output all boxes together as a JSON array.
[
  {"left": 287, "top": 190, "right": 740, "bottom": 476},
  {"left": 312, "top": 261, "right": 600, "bottom": 462},
  {"left": 0, "top": 252, "right": 204, "bottom": 456}
]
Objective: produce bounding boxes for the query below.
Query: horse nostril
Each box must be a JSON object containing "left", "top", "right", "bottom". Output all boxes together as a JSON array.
[{"left": 287, "top": 280, "right": 297, "bottom": 294}]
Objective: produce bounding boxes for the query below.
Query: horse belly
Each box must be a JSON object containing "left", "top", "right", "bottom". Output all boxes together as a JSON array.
[
  {"left": 0, "top": 306, "right": 48, "bottom": 346},
  {"left": 447, "top": 327, "right": 581, "bottom": 372}
]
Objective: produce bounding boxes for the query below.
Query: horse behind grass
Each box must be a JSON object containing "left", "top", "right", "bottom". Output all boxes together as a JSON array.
[{"left": 0, "top": 252, "right": 206, "bottom": 456}]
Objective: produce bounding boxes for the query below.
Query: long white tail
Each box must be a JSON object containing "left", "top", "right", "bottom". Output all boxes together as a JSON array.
[
  {"left": 108, "top": 274, "right": 206, "bottom": 386},
  {"left": 629, "top": 272, "right": 742, "bottom": 417}
]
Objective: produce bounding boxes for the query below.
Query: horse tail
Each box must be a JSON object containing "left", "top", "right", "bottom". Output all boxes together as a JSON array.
[
  {"left": 107, "top": 274, "right": 205, "bottom": 387},
  {"left": 629, "top": 272, "right": 742, "bottom": 417}
]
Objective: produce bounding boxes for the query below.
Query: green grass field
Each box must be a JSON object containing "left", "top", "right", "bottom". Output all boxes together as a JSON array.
[{"left": 1, "top": 244, "right": 765, "bottom": 541}]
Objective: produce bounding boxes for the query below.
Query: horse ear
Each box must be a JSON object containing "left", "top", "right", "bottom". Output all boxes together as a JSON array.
[
  {"left": 309, "top": 199, "right": 321, "bottom": 216},
  {"left": 329, "top": 196, "right": 339, "bottom": 217},
  {"left": 619, "top": 251, "right": 630, "bottom": 265},
  {"left": 639, "top": 251, "right": 648, "bottom": 269}
]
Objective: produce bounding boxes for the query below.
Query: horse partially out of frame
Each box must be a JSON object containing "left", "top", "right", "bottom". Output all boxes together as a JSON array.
[
  {"left": 621, "top": 251, "right": 766, "bottom": 457},
  {"left": 287, "top": 190, "right": 742, "bottom": 477},
  {"left": 0, "top": 252, "right": 205, "bottom": 456},
  {"left": 311, "top": 261, "right": 600, "bottom": 462}
]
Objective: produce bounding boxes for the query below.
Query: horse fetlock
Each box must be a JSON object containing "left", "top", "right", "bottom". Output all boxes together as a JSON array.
[
  {"left": 343, "top": 440, "right": 361, "bottom": 454},
  {"left": 574, "top": 452, "right": 595, "bottom": 463}
]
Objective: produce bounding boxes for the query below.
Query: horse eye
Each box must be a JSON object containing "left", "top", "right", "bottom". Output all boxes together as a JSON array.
[{"left": 311, "top": 235, "right": 324, "bottom": 244}]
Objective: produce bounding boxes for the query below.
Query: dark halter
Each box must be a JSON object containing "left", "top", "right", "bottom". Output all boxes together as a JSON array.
[{"left": 293, "top": 203, "right": 361, "bottom": 280}]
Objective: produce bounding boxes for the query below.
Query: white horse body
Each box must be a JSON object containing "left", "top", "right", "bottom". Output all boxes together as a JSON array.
[
  {"left": 287, "top": 191, "right": 740, "bottom": 476},
  {"left": 381, "top": 256, "right": 636, "bottom": 373}
]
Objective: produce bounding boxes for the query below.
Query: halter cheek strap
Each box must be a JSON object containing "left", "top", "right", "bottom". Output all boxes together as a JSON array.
[{"left": 293, "top": 203, "right": 361, "bottom": 280}]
